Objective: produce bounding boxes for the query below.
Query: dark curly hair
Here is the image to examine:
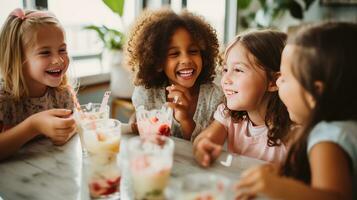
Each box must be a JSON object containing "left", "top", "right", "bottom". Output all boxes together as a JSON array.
[
  {"left": 222, "top": 30, "right": 292, "bottom": 147},
  {"left": 125, "top": 8, "right": 220, "bottom": 88}
]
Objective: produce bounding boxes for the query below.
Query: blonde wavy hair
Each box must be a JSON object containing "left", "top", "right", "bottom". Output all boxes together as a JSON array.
[{"left": 0, "top": 9, "right": 71, "bottom": 101}]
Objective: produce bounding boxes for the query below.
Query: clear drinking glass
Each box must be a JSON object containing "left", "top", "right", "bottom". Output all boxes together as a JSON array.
[
  {"left": 136, "top": 105, "right": 173, "bottom": 137},
  {"left": 73, "top": 103, "right": 110, "bottom": 155},
  {"left": 82, "top": 119, "right": 122, "bottom": 199},
  {"left": 176, "top": 173, "right": 231, "bottom": 200},
  {"left": 81, "top": 119, "right": 121, "bottom": 154},
  {"left": 128, "top": 136, "right": 174, "bottom": 200},
  {"left": 85, "top": 152, "right": 121, "bottom": 200}
]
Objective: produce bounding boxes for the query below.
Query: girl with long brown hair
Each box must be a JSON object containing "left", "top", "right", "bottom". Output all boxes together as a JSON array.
[
  {"left": 194, "top": 30, "right": 292, "bottom": 165},
  {"left": 236, "top": 22, "right": 357, "bottom": 200}
]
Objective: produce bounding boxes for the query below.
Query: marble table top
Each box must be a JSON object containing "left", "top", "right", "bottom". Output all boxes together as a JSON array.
[{"left": 0, "top": 133, "right": 264, "bottom": 200}]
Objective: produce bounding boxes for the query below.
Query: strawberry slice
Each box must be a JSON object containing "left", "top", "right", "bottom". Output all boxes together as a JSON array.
[
  {"left": 102, "top": 186, "right": 118, "bottom": 195},
  {"left": 91, "top": 182, "right": 101, "bottom": 192},
  {"left": 151, "top": 117, "right": 159, "bottom": 123},
  {"left": 89, "top": 182, "right": 106, "bottom": 197},
  {"left": 106, "top": 176, "right": 121, "bottom": 186},
  {"left": 158, "top": 124, "right": 170, "bottom": 136},
  {"left": 96, "top": 132, "right": 106, "bottom": 141}
]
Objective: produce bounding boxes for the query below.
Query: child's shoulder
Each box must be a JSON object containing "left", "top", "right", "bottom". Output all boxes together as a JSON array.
[
  {"left": 307, "top": 121, "right": 357, "bottom": 153},
  {"left": 0, "top": 81, "right": 12, "bottom": 103},
  {"left": 133, "top": 85, "right": 165, "bottom": 96},
  {"left": 308, "top": 120, "right": 357, "bottom": 169}
]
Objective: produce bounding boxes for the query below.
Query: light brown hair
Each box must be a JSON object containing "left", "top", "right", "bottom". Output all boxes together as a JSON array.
[
  {"left": 222, "top": 30, "right": 291, "bottom": 147},
  {"left": 0, "top": 10, "right": 70, "bottom": 100},
  {"left": 282, "top": 22, "right": 357, "bottom": 183}
]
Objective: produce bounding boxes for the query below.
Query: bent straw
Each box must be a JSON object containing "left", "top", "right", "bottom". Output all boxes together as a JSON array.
[
  {"left": 68, "top": 87, "right": 84, "bottom": 118},
  {"left": 99, "top": 91, "right": 111, "bottom": 112},
  {"left": 220, "top": 154, "right": 233, "bottom": 167},
  {"left": 165, "top": 95, "right": 178, "bottom": 131}
]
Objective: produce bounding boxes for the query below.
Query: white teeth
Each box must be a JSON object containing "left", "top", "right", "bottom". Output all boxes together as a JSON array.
[
  {"left": 178, "top": 69, "right": 194, "bottom": 74},
  {"left": 225, "top": 90, "right": 238, "bottom": 95},
  {"left": 179, "top": 73, "right": 192, "bottom": 77},
  {"left": 177, "top": 69, "right": 194, "bottom": 77},
  {"left": 47, "top": 69, "right": 61, "bottom": 73}
]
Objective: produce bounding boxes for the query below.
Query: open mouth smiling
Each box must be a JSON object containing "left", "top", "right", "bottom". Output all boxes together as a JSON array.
[
  {"left": 176, "top": 68, "right": 195, "bottom": 79},
  {"left": 45, "top": 68, "right": 63, "bottom": 77}
]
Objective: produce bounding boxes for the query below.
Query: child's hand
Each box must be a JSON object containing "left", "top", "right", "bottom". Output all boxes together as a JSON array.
[
  {"left": 166, "top": 84, "right": 196, "bottom": 139},
  {"left": 128, "top": 113, "right": 139, "bottom": 134},
  {"left": 166, "top": 84, "right": 194, "bottom": 123},
  {"left": 194, "top": 137, "right": 222, "bottom": 167},
  {"left": 29, "top": 109, "right": 76, "bottom": 145},
  {"left": 234, "top": 164, "right": 282, "bottom": 199}
]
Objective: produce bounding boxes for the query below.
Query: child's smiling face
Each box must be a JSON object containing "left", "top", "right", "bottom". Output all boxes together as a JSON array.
[
  {"left": 164, "top": 27, "right": 202, "bottom": 88},
  {"left": 22, "top": 25, "right": 69, "bottom": 96},
  {"left": 221, "top": 43, "right": 269, "bottom": 112},
  {"left": 276, "top": 45, "right": 314, "bottom": 124}
]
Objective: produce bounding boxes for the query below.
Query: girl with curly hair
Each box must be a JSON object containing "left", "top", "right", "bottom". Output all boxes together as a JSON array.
[
  {"left": 126, "top": 8, "right": 223, "bottom": 141},
  {"left": 194, "top": 30, "right": 292, "bottom": 166}
]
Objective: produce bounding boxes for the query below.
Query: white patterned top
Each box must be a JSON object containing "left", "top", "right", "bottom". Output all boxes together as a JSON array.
[
  {"left": 0, "top": 82, "right": 74, "bottom": 129},
  {"left": 132, "top": 83, "right": 224, "bottom": 141}
]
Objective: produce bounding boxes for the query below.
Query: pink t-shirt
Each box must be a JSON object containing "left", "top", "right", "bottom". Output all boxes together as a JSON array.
[{"left": 214, "top": 104, "right": 287, "bottom": 164}]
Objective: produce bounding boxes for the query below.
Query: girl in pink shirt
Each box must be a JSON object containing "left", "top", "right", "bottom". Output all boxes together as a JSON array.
[{"left": 194, "top": 30, "right": 292, "bottom": 165}]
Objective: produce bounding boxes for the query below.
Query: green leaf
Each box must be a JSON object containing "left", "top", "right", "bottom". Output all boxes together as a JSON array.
[
  {"left": 288, "top": 1, "right": 303, "bottom": 19},
  {"left": 84, "top": 25, "right": 125, "bottom": 50},
  {"left": 258, "top": 0, "right": 266, "bottom": 7},
  {"left": 238, "top": 0, "right": 252, "bottom": 9},
  {"left": 103, "top": 0, "right": 125, "bottom": 17},
  {"left": 84, "top": 25, "right": 106, "bottom": 42}
]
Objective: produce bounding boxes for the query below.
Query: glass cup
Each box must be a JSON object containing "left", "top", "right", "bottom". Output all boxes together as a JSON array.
[
  {"left": 136, "top": 105, "right": 173, "bottom": 137},
  {"left": 82, "top": 119, "right": 122, "bottom": 199},
  {"left": 85, "top": 152, "right": 121, "bottom": 200},
  {"left": 73, "top": 103, "right": 110, "bottom": 155},
  {"left": 81, "top": 119, "right": 121, "bottom": 155},
  {"left": 128, "top": 136, "right": 175, "bottom": 200},
  {"left": 175, "top": 173, "right": 231, "bottom": 200}
]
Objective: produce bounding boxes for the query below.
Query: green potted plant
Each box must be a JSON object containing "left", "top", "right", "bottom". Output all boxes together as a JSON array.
[
  {"left": 85, "top": 0, "right": 134, "bottom": 99},
  {"left": 237, "top": 0, "right": 316, "bottom": 30},
  {"left": 85, "top": 0, "right": 126, "bottom": 50}
]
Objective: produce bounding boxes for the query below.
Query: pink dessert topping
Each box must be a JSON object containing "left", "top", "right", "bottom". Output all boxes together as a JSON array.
[
  {"left": 89, "top": 176, "right": 121, "bottom": 197},
  {"left": 158, "top": 124, "right": 170, "bottom": 136}
]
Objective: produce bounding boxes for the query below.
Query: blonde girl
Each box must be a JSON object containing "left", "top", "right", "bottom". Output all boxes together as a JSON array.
[{"left": 0, "top": 8, "right": 76, "bottom": 160}]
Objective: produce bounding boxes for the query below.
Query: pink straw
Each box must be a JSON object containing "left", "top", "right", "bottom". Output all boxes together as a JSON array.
[{"left": 99, "top": 91, "right": 111, "bottom": 112}]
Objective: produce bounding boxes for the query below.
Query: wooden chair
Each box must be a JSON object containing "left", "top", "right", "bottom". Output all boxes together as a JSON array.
[{"left": 111, "top": 97, "right": 135, "bottom": 120}]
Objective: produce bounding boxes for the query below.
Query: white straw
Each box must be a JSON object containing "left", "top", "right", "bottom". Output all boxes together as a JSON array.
[
  {"left": 99, "top": 91, "right": 111, "bottom": 112},
  {"left": 173, "top": 95, "right": 179, "bottom": 104},
  {"left": 220, "top": 154, "right": 233, "bottom": 167}
]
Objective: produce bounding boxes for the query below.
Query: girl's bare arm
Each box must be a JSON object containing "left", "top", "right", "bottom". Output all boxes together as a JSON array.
[{"left": 0, "top": 119, "right": 39, "bottom": 161}]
